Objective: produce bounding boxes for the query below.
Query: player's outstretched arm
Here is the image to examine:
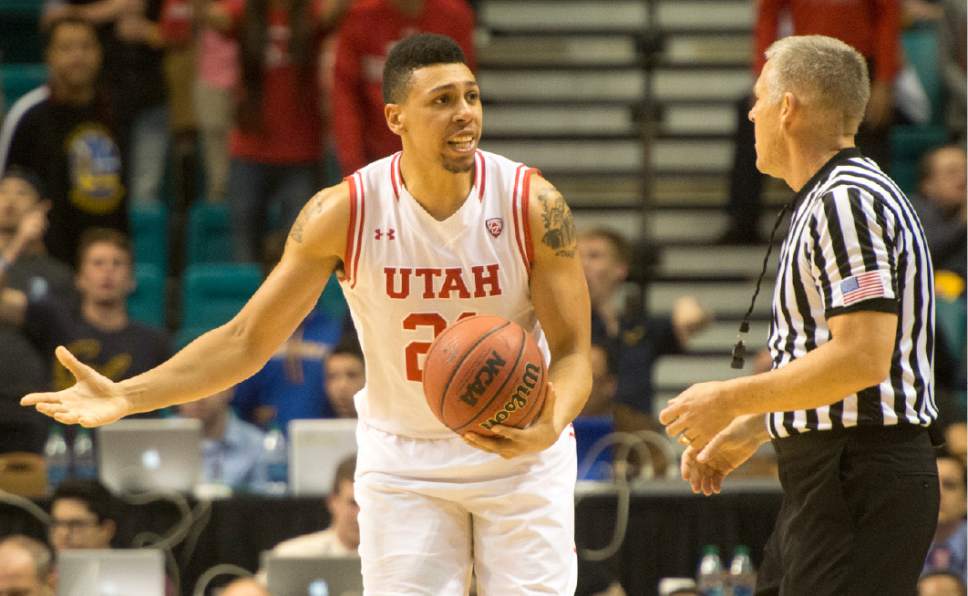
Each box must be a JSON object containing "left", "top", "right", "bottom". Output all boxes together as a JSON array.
[
  {"left": 21, "top": 183, "right": 352, "bottom": 427},
  {"left": 469, "top": 174, "right": 592, "bottom": 457}
]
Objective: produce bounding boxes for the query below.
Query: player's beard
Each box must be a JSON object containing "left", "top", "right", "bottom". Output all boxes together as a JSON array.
[{"left": 441, "top": 153, "right": 475, "bottom": 174}]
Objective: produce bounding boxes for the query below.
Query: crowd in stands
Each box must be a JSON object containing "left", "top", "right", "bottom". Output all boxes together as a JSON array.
[{"left": 0, "top": 0, "right": 964, "bottom": 593}]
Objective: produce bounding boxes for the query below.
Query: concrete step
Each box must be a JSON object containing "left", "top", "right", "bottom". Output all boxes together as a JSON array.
[
  {"left": 481, "top": 1, "right": 647, "bottom": 32},
  {"left": 650, "top": 173, "right": 793, "bottom": 206},
  {"left": 661, "top": 103, "right": 735, "bottom": 135},
  {"left": 654, "top": 354, "right": 748, "bottom": 388},
  {"left": 480, "top": 138, "right": 732, "bottom": 172},
  {"left": 555, "top": 175, "right": 642, "bottom": 208},
  {"left": 484, "top": 103, "right": 735, "bottom": 137},
  {"left": 653, "top": 68, "right": 752, "bottom": 101},
  {"left": 658, "top": 245, "right": 777, "bottom": 278},
  {"left": 658, "top": 1, "right": 753, "bottom": 31},
  {"left": 650, "top": 209, "right": 780, "bottom": 244},
  {"left": 663, "top": 32, "right": 751, "bottom": 65},
  {"left": 648, "top": 280, "right": 773, "bottom": 317},
  {"left": 486, "top": 105, "right": 635, "bottom": 136},
  {"left": 480, "top": 0, "right": 751, "bottom": 33},
  {"left": 479, "top": 69, "right": 643, "bottom": 101},
  {"left": 574, "top": 209, "right": 644, "bottom": 241},
  {"left": 479, "top": 68, "right": 751, "bottom": 102},
  {"left": 479, "top": 35, "right": 637, "bottom": 66},
  {"left": 688, "top": 320, "right": 771, "bottom": 352}
]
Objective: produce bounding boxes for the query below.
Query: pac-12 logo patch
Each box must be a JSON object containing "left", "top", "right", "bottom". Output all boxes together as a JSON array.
[{"left": 486, "top": 218, "right": 504, "bottom": 238}]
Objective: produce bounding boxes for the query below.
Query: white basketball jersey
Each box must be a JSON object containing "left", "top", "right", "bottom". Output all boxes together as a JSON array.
[{"left": 339, "top": 150, "right": 548, "bottom": 439}]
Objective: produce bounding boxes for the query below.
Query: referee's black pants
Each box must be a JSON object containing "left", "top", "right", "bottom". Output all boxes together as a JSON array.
[{"left": 755, "top": 425, "right": 939, "bottom": 596}]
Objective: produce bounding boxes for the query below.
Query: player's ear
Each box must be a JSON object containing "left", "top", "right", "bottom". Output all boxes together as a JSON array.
[{"left": 385, "top": 103, "right": 405, "bottom": 136}]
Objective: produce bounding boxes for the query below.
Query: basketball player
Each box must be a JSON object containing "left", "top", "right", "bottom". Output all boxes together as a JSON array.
[{"left": 22, "top": 34, "right": 592, "bottom": 594}]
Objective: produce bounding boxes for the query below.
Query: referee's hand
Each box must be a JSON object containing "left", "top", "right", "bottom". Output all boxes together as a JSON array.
[
  {"left": 682, "top": 416, "right": 768, "bottom": 495},
  {"left": 659, "top": 381, "right": 737, "bottom": 452}
]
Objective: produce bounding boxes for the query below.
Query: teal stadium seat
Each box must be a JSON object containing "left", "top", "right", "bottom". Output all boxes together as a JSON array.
[
  {"left": 0, "top": 2, "right": 44, "bottom": 64},
  {"left": 180, "top": 263, "right": 262, "bottom": 333},
  {"left": 186, "top": 202, "right": 233, "bottom": 264},
  {"left": 0, "top": 64, "right": 47, "bottom": 111},
  {"left": 891, "top": 25, "right": 948, "bottom": 195},
  {"left": 130, "top": 202, "right": 168, "bottom": 275},
  {"left": 129, "top": 264, "right": 166, "bottom": 328}
]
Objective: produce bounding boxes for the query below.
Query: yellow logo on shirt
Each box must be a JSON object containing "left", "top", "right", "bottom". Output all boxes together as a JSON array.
[{"left": 65, "top": 123, "right": 125, "bottom": 215}]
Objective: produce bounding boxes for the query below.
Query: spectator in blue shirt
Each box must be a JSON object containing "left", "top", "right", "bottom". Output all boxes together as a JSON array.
[
  {"left": 179, "top": 388, "right": 265, "bottom": 489},
  {"left": 324, "top": 334, "right": 364, "bottom": 418}
]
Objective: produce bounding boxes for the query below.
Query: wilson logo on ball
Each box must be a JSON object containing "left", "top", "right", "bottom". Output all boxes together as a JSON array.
[
  {"left": 479, "top": 362, "right": 541, "bottom": 431},
  {"left": 458, "top": 351, "right": 507, "bottom": 406},
  {"left": 423, "top": 314, "right": 547, "bottom": 437}
]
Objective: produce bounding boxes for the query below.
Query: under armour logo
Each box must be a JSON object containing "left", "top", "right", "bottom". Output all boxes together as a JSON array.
[{"left": 375, "top": 228, "right": 396, "bottom": 240}]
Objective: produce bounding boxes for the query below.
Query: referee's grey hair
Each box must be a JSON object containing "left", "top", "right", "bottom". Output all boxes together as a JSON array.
[
  {"left": 0, "top": 534, "right": 53, "bottom": 580},
  {"left": 764, "top": 35, "right": 870, "bottom": 133}
]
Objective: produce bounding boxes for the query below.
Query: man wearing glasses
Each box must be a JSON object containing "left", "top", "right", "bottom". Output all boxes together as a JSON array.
[{"left": 48, "top": 479, "right": 116, "bottom": 552}]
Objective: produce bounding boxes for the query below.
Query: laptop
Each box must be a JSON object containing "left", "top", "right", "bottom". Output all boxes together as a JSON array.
[
  {"left": 289, "top": 419, "right": 358, "bottom": 495},
  {"left": 57, "top": 549, "right": 165, "bottom": 596},
  {"left": 264, "top": 554, "right": 363, "bottom": 596},
  {"left": 97, "top": 418, "right": 202, "bottom": 493}
]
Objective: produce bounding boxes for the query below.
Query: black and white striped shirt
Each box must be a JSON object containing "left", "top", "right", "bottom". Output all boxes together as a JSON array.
[{"left": 767, "top": 148, "right": 936, "bottom": 438}]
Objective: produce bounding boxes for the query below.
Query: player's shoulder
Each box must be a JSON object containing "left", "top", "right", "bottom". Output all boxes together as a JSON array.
[{"left": 286, "top": 180, "right": 353, "bottom": 257}]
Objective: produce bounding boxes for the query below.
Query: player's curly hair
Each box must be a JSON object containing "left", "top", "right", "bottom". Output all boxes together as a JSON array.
[{"left": 382, "top": 34, "right": 467, "bottom": 104}]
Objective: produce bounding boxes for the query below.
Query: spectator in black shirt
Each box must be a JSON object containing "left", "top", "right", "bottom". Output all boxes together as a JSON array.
[
  {"left": 0, "top": 229, "right": 169, "bottom": 429},
  {"left": 911, "top": 145, "right": 967, "bottom": 279},
  {"left": 42, "top": 0, "right": 168, "bottom": 206},
  {"left": 0, "top": 167, "right": 75, "bottom": 453},
  {"left": 0, "top": 16, "right": 127, "bottom": 265}
]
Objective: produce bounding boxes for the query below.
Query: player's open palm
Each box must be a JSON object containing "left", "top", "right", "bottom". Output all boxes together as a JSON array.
[{"left": 20, "top": 346, "right": 130, "bottom": 427}]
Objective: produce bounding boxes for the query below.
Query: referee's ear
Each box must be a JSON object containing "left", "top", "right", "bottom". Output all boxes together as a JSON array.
[{"left": 779, "top": 92, "right": 797, "bottom": 125}]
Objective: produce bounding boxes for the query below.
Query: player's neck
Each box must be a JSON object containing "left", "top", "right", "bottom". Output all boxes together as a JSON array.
[{"left": 399, "top": 153, "right": 474, "bottom": 221}]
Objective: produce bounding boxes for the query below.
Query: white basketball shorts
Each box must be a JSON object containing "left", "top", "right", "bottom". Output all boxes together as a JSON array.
[{"left": 354, "top": 419, "right": 578, "bottom": 595}]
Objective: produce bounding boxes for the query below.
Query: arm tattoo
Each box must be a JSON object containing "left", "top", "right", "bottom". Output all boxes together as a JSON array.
[
  {"left": 289, "top": 211, "right": 307, "bottom": 243},
  {"left": 537, "top": 188, "right": 577, "bottom": 257},
  {"left": 288, "top": 194, "right": 325, "bottom": 244}
]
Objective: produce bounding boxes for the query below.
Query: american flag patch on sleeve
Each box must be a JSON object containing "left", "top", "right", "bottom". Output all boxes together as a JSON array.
[{"left": 840, "top": 271, "right": 887, "bottom": 306}]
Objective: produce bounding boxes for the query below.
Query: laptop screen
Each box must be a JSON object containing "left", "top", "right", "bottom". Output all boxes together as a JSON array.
[
  {"left": 57, "top": 549, "right": 165, "bottom": 596},
  {"left": 288, "top": 419, "right": 357, "bottom": 495},
  {"left": 264, "top": 554, "right": 363, "bottom": 596},
  {"left": 97, "top": 419, "right": 202, "bottom": 494}
]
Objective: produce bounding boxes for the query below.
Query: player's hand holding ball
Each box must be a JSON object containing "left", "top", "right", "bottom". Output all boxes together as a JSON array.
[{"left": 422, "top": 315, "right": 559, "bottom": 458}]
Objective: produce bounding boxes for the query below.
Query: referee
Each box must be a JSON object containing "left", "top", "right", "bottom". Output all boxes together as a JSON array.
[{"left": 659, "top": 35, "right": 939, "bottom": 595}]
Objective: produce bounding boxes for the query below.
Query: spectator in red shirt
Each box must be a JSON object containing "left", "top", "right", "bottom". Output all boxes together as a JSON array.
[
  {"left": 331, "top": 0, "right": 476, "bottom": 176},
  {"left": 208, "top": 0, "right": 349, "bottom": 262},
  {"left": 720, "top": 0, "right": 901, "bottom": 244}
]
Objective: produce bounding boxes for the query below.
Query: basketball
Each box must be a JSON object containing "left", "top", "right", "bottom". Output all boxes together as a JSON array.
[{"left": 423, "top": 315, "right": 547, "bottom": 437}]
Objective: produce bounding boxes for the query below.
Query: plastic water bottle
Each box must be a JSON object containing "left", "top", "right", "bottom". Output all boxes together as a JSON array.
[
  {"left": 72, "top": 428, "right": 97, "bottom": 480},
  {"left": 697, "top": 545, "right": 726, "bottom": 596},
  {"left": 44, "top": 426, "right": 70, "bottom": 492},
  {"left": 260, "top": 423, "right": 288, "bottom": 495},
  {"left": 728, "top": 545, "right": 756, "bottom": 596}
]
